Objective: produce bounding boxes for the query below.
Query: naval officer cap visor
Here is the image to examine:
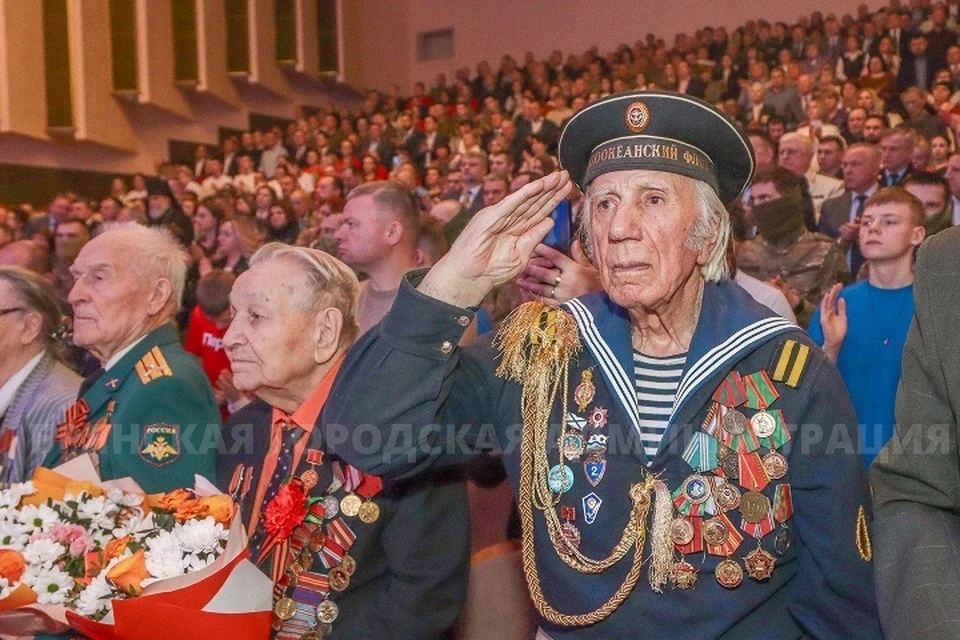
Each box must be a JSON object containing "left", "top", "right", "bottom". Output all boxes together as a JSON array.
[{"left": 558, "top": 91, "right": 755, "bottom": 204}]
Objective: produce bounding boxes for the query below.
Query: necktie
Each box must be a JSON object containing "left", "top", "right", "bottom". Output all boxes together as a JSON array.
[
  {"left": 78, "top": 367, "right": 105, "bottom": 399},
  {"left": 460, "top": 190, "right": 472, "bottom": 207},
  {"left": 250, "top": 422, "right": 303, "bottom": 560}
]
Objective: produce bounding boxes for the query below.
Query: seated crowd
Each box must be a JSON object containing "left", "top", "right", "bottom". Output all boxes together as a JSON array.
[{"left": 0, "top": 0, "right": 958, "bottom": 635}]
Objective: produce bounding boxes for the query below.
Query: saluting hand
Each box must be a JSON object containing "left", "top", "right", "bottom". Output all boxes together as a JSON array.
[
  {"left": 419, "top": 171, "right": 573, "bottom": 308},
  {"left": 819, "top": 283, "right": 847, "bottom": 363}
]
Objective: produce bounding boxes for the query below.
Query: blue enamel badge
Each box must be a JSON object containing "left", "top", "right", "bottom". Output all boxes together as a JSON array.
[{"left": 582, "top": 492, "right": 602, "bottom": 525}]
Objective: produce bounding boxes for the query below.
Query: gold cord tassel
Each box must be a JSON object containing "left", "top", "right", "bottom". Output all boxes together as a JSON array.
[
  {"left": 856, "top": 505, "right": 873, "bottom": 562},
  {"left": 648, "top": 480, "right": 674, "bottom": 593}
]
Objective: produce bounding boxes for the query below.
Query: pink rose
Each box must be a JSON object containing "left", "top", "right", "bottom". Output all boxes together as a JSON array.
[
  {"left": 69, "top": 536, "right": 93, "bottom": 557},
  {"left": 52, "top": 523, "right": 87, "bottom": 545}
]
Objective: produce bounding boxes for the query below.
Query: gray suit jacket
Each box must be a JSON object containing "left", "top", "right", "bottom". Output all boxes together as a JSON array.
[
  {"left": 871, "top": 225, "right": 960, "bottom": 640},
  {"left": 818, "top": 191, "right": 853, "bottom": 239},
  {"left": 1, "top": 352, "right": 80, "bottom": 483}
]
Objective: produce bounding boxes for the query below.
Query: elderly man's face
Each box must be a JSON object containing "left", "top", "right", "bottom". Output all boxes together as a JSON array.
[
  {"left": 68, "top": 234, "right": 161, "bottom": 361},
  {"left": 225, "top": 260, "right": 322, "bottom": 395},
  {"left": 587, "top": 170, "right": 708, "bottom": 311}
]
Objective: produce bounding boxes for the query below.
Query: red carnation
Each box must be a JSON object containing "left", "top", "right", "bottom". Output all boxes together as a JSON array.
[{"left": 262, "top": 482, "right": 308, "bottom": 541}]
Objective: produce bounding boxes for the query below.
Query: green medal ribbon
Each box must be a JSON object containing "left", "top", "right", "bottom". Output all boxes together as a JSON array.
[
  {"left": 743, "top": 371, "right": 780, "bottom": 410},
  {"left": 682, "top": 432, "right": 720, "bottom": 472}
]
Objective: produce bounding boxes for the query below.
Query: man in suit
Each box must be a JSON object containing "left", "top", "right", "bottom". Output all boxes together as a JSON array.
[
  {"left": 676, "top": 61, "right": 707, "bottom": 98},
  {"left": 192, "top": 144, "right": 209, "bottom": 180},
  {"left": 221, "top": 137, "right": 240, "bottom": 177},
  {"left": 739, "top": 83, "right": 777, "bottom": 129},
  {"left": 778, "top": 132, "right": 845, "bottom": 219},
  {"left": 514, "top": 99, "right": 560, "bottom": 156},
  {"left": 455, "top": 150, "right": 488, "bottom": 215},
  {"left": 217, "top": 243, "right": 469, "bottom": 639},
  {"left": 871, "top": 225, "right": 960, "bottom": 640},
  {"left": 880, "top": 128, "right": 915, "bottom": 187},
  {"left": 898, "top": 34, "right": 934, "bottom": 92},
  {"left": 415, "top": 114, "right": 449, "bottom": 172},
  {"left": 0, "top": 267, "right": 80, "bottom": 482},
  {"left": 820, "top": 144, "right": 882, "bottom": 276},
  {"left": 288, "top": 129, "right": 311, "bottom": 168},
  {"left": 363, "top": 122, "right": 395, "bottom": 170},
  {"left": 44, "top": 223, "right": 220, "bottom": 492}
]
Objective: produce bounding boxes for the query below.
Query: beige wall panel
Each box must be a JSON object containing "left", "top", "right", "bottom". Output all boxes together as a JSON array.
[
  {"left": 341, "top": 0, "right": 410, "bottom": 93},
  {"left": 247, "top": 0, "right": 292, "bottom": 99},
  {"left": 298, "top": 0, "right": 320, "bottom": 76},
  {"left": 0, "top": 0, "right": 49, "bottom": 138},
  {"left": 196, "top": 0, "right": 241, "bottom": 105},
  {"left": 139, "top": 0, "right": 192, "bottom": 118}
]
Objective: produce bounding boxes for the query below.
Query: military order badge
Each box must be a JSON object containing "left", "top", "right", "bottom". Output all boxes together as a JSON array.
[
  {"left": 625, "top": 101, "right": 651, "bottom": 133},
  {"left": 139, "top": 423, "right": 181, "bottom": 467}
]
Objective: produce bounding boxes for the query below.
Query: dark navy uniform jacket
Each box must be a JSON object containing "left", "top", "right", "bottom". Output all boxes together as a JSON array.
[
  {"left": 218, "top": 399, "right": 470, "bottom": 640},
  {"left": 323, "top": 272, "right": 883, "bottom": 640}
]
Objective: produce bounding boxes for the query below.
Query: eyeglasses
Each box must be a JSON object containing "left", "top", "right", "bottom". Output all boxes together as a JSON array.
[{"left": 0, "top": 308, "right": 25, "bottom": 318}]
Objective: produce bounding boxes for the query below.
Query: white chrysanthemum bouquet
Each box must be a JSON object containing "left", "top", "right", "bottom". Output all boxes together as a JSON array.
[{"left": 0, "top": 457, "right": 272, "bottom": 639}]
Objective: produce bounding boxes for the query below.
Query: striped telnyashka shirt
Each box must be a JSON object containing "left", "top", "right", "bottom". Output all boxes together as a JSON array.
[{"left": 633, "top": 351, "right": 687, "bottom": 461}]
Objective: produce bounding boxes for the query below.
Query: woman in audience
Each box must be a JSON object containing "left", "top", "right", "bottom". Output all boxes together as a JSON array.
[
  {"left": 360, "top": 153, "right": 389, "bottom": 182},
  {"left": 192, "top": 197, "right": 223, "bottom": 258},
  {"left": 860, "top": 56, "right": 895, "bottom": 105},
  {"left": 253, "top": 185, "right": 275, "bottom": 223},
  {"left": 929, "top": 134, "right": 952, "bottom": 174},
  {"left": 213, "top": 216, "right": 262, "bottom": 276},
  {"left": 266, "top": 200, "right": 299, "bottom": 244}
]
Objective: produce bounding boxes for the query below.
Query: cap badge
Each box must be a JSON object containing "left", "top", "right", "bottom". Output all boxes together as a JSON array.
[{"left": 625, "top": 101, "right": 651, "bottom": 133}]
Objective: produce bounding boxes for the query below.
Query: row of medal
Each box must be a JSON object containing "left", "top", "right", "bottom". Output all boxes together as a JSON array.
[
  {"left": 270, "top": 453, "right": 383, "bottom": 639},
  {"left": 545, "top": 369, "right": 611, "bottom": 544},
  {"left": 669, "top": 370, "right": 794, "bottom": 590}
]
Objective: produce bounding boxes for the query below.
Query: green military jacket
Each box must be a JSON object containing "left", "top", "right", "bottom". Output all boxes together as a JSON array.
[{"left": 44, "top": 324, "right": 220, "bottom": 493}]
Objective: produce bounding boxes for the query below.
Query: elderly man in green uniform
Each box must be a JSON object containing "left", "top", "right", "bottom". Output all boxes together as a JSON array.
[{"left": 44, "top": 223, "right": 219, "bottom": 493}]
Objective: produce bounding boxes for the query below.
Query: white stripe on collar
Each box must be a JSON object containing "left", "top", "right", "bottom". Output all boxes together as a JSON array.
[
  {"left": 565, "top": 299, "right": 642, "bottom": 436},
  {"left": 565, "top": 299, "right": 797, "bottom": 443}
]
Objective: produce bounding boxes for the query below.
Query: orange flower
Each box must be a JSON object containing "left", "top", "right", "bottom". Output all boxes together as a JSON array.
[
  {"left": 154, "top": 488, "right": 194, "bottom": 511},
  {"left": 107, "top": 549, "right": 150, "bottom": 596},
  {"left": 199, "top": 495, "right": 234, "bottom": 526},
  {"left": 172, "top": 499, "right": 209, "bottom": 523},
  {"left": 104, "top": 535, "right": 132, "bottom": 562},
  {"left": 0, "top": 550, "right": 25, "bottom": 584}
]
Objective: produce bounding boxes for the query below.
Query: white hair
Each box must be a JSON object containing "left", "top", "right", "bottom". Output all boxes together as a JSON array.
[
  {"left": 250, "top": 243, "right": 360, "bottom": 348},
  {"left": 578, "top": 176, "right": 730, "bottom": 283},
  {"left": 98, "top": 222, "right": 188, "bottom": 316}
]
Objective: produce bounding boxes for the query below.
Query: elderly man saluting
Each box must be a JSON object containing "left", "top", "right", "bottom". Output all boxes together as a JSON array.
[
  {"left": 44, "top": 223, "right": 220, "bottom": 492},
  {"left": 324, "top": 92, "right": 882, "bottom": 639},
  {"left": 217, "top": 244, "right": 469, "bottom": 639}
]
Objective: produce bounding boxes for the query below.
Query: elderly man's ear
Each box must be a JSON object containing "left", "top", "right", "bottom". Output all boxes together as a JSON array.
[
  {"left": 313, "top": 307, "right": 344, "bottom": 364},
  {"left": 146, "top": 278, "right": 174, "bottom": 315}
]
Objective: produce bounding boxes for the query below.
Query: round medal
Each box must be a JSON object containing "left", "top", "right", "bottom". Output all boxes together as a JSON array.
[
  {"left": 561, "top": 521, "right": 581, "bottom": 548},
  {"left": 322, "top": 495, "right": 340, "bottom": 519},
  {"left": 744, "top": 547, "right": 777, "bottom": 581},
  {"left": 548, "top": 464, "right": 575, "bottom": 494},
  {"left": 719, "top": 453, "right": 740, "bottom": 480},
  {"left": 750, "top": 410, "right": 777, "bottom": 438},
  {"left": 340, "top": 554, "right": 357, "bottom": 576},
  {"left": 300, "top": 468, "right": 319, "bottom": 490},
  {"left": 740, "top": 491, "right": 771, "bottom": 524},
  {"left": 358, "top": 500, "right": 380, "bottom": 524},
  {"left": 703, "top": 518, "right": 730, "bottom": 546},
  {"left": 309, "top": 529, "right": 327, "bottom": 553},
  {"left": 670, "top": 517, "right": 695, "bottom": 546},
  {"left": 671, "top": 560, "right": 699, "bottom": 590},
  {"left": 761, "top": 451, "right": 788, "bottom": 480},
  {"left": 329, "top": 566, "right": 350, "bottom": 592},
  {"left": 722, "top": 409, "right": 748, "bottom": 435},
  {"left": 274, "top": 596, "right": 297, "bottom": 621},
  {"left": 682, "top": 475, "right": 709, "bottom": 505},
  {"left": 774, "top": 525, "right": 792, "bottom": 556},
  {"left": 316, "top": 599, "right": 339, "bottom": 624},
  {"left": 300, "top": 629, "right": 321, "bottom": 640},
  {"left": 715, "top": 558, "right": 744, "bottom": 589},
  {"left": 315, "top": 622, "right": 333, "bottom": 636},
  {"left": 715, "top": 482, "right": 742, "bottom": 511},
  {"left": 340, "top": 494, "right": 362, "bottom": 517}
]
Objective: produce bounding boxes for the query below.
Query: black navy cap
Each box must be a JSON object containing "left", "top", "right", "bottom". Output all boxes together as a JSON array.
[{"left": 558, "top": 91, "right": 755, "bottom": 203}]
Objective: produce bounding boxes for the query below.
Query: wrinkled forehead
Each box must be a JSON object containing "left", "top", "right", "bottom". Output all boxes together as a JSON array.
[
  {"left": 72, "top": 234, "right": 132, "bottom": 273},
  {"left": 586, "top": 169, "right": 693, "bottom": 198}
]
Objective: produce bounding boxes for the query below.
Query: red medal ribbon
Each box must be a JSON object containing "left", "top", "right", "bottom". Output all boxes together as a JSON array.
[
  {"left": 343, "top": 466, "right": 362, "bottom": 493},
  {"left": 774, "top": 484, "right": 794, "bottom": 523},
  {"left": 712, "top": 372, "right": 747, "bottom": 407},
  {"left": 676, "top": 516, "right": 704, "bottom": 555},
  {"left": 319, "top": 538, "right": 345, "bottom": 569},
  {"left": 705, "top": 513, "right": 743, "bottom": 556},
  {"left": 560, "top": 506, "right": 576, "bottom": 521},
  {"left": 306, "top": 448, "right": 324, "bottom": 465},
  {"left": 702, "top": 404, "right": 727, "bottom": 443},
  {"left": 327, "top": 517, "right": 357, "bottom": 550},
  {"left": 298, "top": 571, "right": 330, "bottom": 595},
  {"left": 56, "top": 400, "right": 90, "bottom": 449},
  {"left": 740, "top": 511, "right": 776, "bottom": 539},
  {"left": 738, "top": 452, "right": 771, "bottom": 492},
  {"left": 357, "top": 473, "right": 383, "bottom": 499}
]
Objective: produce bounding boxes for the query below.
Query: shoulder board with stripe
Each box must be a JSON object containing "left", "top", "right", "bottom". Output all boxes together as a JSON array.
[
  {"left": 769, "top": 339, "right": 811, "bottom": 389},
  {"left": 135, "top": 346, "right": 174, "bottom": 385}
]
